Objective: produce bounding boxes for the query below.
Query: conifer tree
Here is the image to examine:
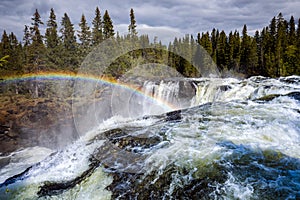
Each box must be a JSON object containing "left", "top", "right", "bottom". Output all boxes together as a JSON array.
[
  {"left": 228, "top": 31, "right": 235, "bottom": 70},
  {"left": 288, "top": 16, "right": 296, "bottom": 45},
  {"left": 45, "top": 8, "right": 60, "bottom": 69},
  {"left": 211, "top": 28, "right": 218, "bottom": 63},
  {"left": 61, "top": 13, "right": 76, "bottom": 50},
  {"left": 9, "top": 32, "right": 23, "bottom": 72},
  {"left": 200, "top": 32, "right": 212, "bottom": 55},
  {"left": 92, "top": 7, "right": 103, "bottom": 45},
  {"left": 254, "top": 30, "right": 263, "bottom": 73},
  {"left": 23, "top": 25, "right": 31, "bottom": 47},
  {"left": 128, "top": 8, "right": 138, "bottom": 38},
  {"left": 240, "top": 25, "right": 251, "bottom": 74},
  {"left": 276, "top": 13, "right": 288, "bottom": 76},
  {"left": 78, "top": 14, "right": 92, "bottom": 56},
  {"left": 45, "top": 8, "right": 59, "bottom": 49},
  {"left": 232, "top": 30, "right": 240, "bottom": 71},
  {"left": 103, "top": 10, "right": 114, "bottom": 39},
  {"left": 60, "top": 13, "right": 78, "bottom": 70},
  {"left": 0, "top": 31, "right": 10, "bottom": 70},
  {"left": 27, "top": 9, "right": 46, "bottom": 75},
  {"left": 216, "top": 30, "right": 228, "bottom": 70},
  {"left": 30, "top": 9, "right": 44, "bottom": 44},
  {"left": 296, "top": 18, "right": 300, "bottom": 74}
]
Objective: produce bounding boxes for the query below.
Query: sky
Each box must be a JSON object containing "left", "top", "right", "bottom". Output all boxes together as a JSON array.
[{"left": 0, "top": 0, "right": 299, "bottom": 44}]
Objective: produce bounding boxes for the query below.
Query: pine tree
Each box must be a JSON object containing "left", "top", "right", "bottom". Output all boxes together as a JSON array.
[
  {"left": 199, "top": 32, "right": 212, "bottom": 55},
  {"left": 30, "top": 9, "right": 44, "bottom": 44},
  {"left": 92, "top": 7, "right": 103, "bottom": 45},
  {"left": 240, "top": 25, "right": 251, "bottom": 74},
  {"left": 276, "top": 13, "right": 288, "bottom": 76},
  {"left": 23, "top": 25, "right": 31, "bottom": 47},
  {"left": 227, "top": 31, "right": 235, "bottom": 70},
  {"left": 0, "top": 31, "right": 11, "bottom": 70},
  {"left": 296, "top": 18, "right": 300, "bottom": 74},
  {"left": 248, "top": 38, "right": 259, "bottom": 75},
  {"left": 103, "top": 10, "right": 114, "bottom": 39},
  {"left": 45, "top": 8, "right": 61, "bottom": 69},
  {"left": 216, "top": 30, "right": 228, "bottom": 70},
  {"left": 61, "top": 13, "right": 76, "bottom": 50},
  {"left": 211, "top": 28, "right": 218, "bottom": 63},
  {"left": 288, "top": 16, "right": 296, "bottom": 45},
  {"left": 254, "top": 30, "right": 263, "bottom": 73},
  {"left": 60, "top": 13, "right": 78, "bottom": 70},
  {"left": 45, "top": 8, "right": 59, "bottom": 48},
  {"left": 27, "top": 9, "right": 46, "bottom": 73},
  {"left": 9, "top": 32, "right": 23, "bottom": 73},
  {"left": 232, "top": 30, "right": 240, "bottom": 71},
  {"left": 128, "top": 8, "right": 138, "bottom": 38},
  {"left": 78, "top": 14, "right": 92, "bottom": 56},
  {"left": 27, "top": 9, "right": 46, "bottom": 97}
]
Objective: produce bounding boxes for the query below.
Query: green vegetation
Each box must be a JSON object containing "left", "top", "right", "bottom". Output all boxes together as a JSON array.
[{"left": 0, "top": 7, "right": 299, "bottom": 78}]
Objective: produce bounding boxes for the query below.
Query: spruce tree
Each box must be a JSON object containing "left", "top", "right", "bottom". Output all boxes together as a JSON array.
[
  {"left": 211, "top": 28, "right": 218, "bottom": 63},
  {"left": 0, "top": 31, "right": 10, "bottom": 70},
  {"left": 200, "top": 32, "right": 212, "bottom": 55},
  {"left": 9, "top": 32, "right": 23, "bottom": 73},
  {"left": 61, "top": 13, "right": 76, "bottom": 50},
  {"left": 27, "top": 9, "right": 46, "bottom": 73},
  {"left": 228, "top": 31, "right": 235, "bottom": 70},
  {"left": 128, "top": 8, "right": 138, "bottom": 38},
  {"left": 60, "top": 13, "right": 78, "bottom": 70},
  {"left": 232, "top": 30, "right": 240, "bottom": 71},
  {"left": 92, "top": 7, "right": 103, "bottom": 45},
  {"left": 45, "top": 8, "right": 59, "bottom": 49},
  {"left": 296, "top": 18, "right": 300, "bottom": 74},
  {"left": 288, "top": 16, "right": 296, "bottom": 45},
  {"left": 30, "top": 9, "right": 44, "bottom": 44},
  {"left": 240, "top": 25, "right": 251, "bottom": 74},
  {"left": 26, "top": 9, "right": 46, "bottom": 97},
  {"left": 248, "top": 38, "right": 259, "bottom": 75},
  {"left": 254, "top": 30, "right": 263, "bottom": 73},
  {"left": 23, "top": 25, "right": 31, "bottom": 47},
  {"left": 276, "top": 13, "right": 288, "bottom": 76},
  {"left": 216, "top": 30, "right": 228, "bottom": 70},
  {"left": 103, "top": 10, "right": 114, "bottom": 39},
  {"left": 78, "top": 14, "right": 92, "bottom": 56},
  {"left": 45, "top": 8, "right": 60, "bottom": 69}
]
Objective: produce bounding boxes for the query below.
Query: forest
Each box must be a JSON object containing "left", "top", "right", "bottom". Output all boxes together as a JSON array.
[{"left": 0, "top": 7, "right": 300, "bottom": 78}]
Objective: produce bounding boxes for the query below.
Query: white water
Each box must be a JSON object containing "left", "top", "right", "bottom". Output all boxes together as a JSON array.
[{"left": 0, "top": 76, "right": 300, "bottom": 199}]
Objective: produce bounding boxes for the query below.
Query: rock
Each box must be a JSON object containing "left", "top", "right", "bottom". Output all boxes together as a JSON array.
[
  {"left": 218, "top": 85, "right": 231, "bottom": 92},
  {"left": 255, "top": 94, "right": 280, "bottom": 102},
  {"left": 287, "top": 92, "right": 300, "bottom": 101},
  {"left": 166, "top": 110, "right": 181, "bottom": 121},
  {"left": 0, "top": 125, "right": 10, "bottom": 135}
]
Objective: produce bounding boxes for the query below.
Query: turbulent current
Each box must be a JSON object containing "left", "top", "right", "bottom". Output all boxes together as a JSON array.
[{"left": 0, "top": 76, "right": 300, "bottom": 199}]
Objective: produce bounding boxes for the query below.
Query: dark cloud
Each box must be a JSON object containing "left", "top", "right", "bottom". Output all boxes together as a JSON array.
[{"left": 0, "top": 0, "right": 299, "bottom": 43}]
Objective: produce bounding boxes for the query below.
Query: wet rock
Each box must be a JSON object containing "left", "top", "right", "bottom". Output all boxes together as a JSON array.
[
  {"left": 165, "top": 110, "right": 181, "bottom": 121},
  {"left": 255, "top": 94, "right": 280, "bottom": 102},
  {"left": 38, "top": 160, "right": 99, "bottom": 197},
  {"left": 218, "top": 85, "right": 231, "bottom": 92},
  {"left": 178, "top": 81, "right": 196, "bottom": 99},
  {"left": 287, "top": 92, "right": 300, "bottom": 101}
]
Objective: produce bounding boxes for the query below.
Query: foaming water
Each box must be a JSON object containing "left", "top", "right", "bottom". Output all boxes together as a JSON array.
[{"left": 0, "top": 76, "right": 299, "bottom": 199}]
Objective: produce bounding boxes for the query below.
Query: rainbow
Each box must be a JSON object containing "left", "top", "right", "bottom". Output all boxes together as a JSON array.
[{"left": 0, "top": 71, "right": 178, "bottom": 111}]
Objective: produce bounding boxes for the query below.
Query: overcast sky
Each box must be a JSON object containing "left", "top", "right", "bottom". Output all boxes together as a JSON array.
[{"left": 0, "top": 0, "right": 299, "bottom": 43}]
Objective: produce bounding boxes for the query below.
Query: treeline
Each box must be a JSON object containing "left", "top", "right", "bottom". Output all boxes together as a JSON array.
[
  {"left": 0, "top": 7, "right": 299, "bottom": 78},
  {"left": 192, "top": 13, "right": 300, "bottom": 77}
]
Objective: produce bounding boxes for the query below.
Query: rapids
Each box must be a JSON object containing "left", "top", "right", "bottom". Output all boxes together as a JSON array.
[{"left": 0, "top": 76, "right": 300, "bottom": 199}]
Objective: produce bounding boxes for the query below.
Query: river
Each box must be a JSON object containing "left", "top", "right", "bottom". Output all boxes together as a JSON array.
[{"left": 0, "top": 76, "right": 300, "bottom": 199}]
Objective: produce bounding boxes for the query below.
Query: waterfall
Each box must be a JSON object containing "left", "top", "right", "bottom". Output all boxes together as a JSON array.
[{"left": 1, "top": 76, "right": 300, "bottom": 199}]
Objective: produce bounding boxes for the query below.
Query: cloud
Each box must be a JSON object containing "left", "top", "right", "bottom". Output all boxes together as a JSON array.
[{"left": 0, "top": 0, "right": 299, "bottom": 43}]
